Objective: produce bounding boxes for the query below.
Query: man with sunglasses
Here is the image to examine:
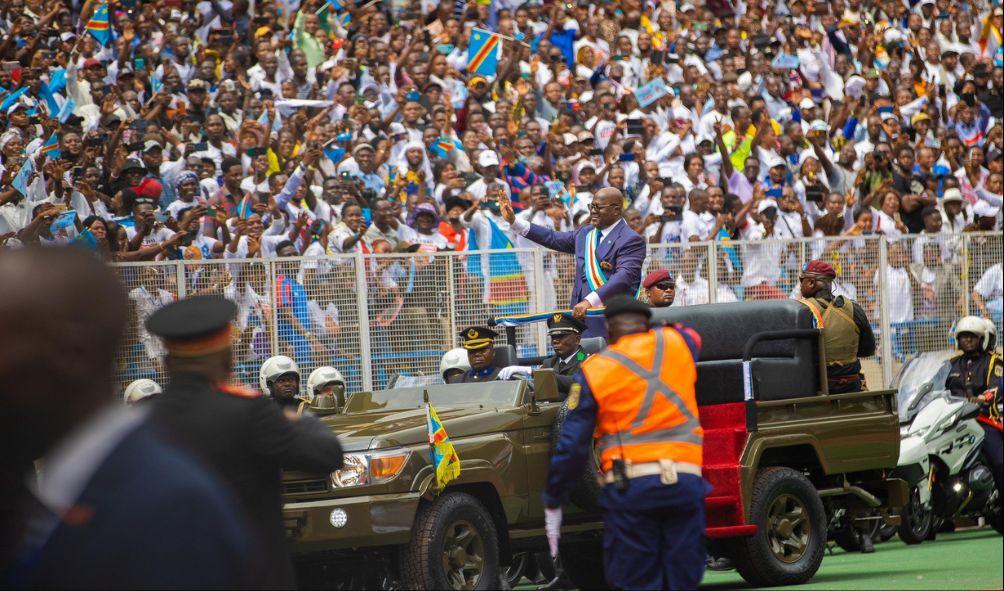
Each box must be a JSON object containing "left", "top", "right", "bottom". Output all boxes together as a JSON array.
[
  {"left": 643, "top": 269, "right": 677, "bottom": 308},
  {"left": 500, "top": 187, "right": 646, "bottom": 338},
  {"left": 798, "top": 260, "right": 876, "bottom": 394}
]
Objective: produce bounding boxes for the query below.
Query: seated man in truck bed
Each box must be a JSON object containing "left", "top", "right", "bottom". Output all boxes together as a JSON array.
[
  {"left": 455, "top": 326, "right": 503, "bottom": 383},
  {"left": 798, "top": 260, "right": 876, "bottom": 393}
]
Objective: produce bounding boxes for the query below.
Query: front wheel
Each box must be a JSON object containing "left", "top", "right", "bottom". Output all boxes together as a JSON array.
[
  {"left": 898, "top": 485, "right": 933, "bottom": 545},
  {"left": 732, "top": 467, "right": 826, "bottom": 587},
  {"left": 399, "top": 492, "right": 501, "bottom": 590}
]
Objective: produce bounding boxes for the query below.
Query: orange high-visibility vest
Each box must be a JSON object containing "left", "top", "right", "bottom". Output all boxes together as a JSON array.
[{"left": 581, "top": 327, "right": 703, "bottom": 473}]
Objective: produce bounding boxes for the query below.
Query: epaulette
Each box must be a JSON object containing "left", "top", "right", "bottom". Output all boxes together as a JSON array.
[{"left": 216, "top": 382, "right": 262, "bottom": 399}]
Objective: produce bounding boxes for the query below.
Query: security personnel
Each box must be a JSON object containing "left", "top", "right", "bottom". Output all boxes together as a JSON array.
[
  {"left": 456, "top": 326, "right": 502, "bottom": 383},
  {"left": 306, "top": 366, "right": 347, "bottom": 415},
  {"left": 259, "top": 355, "right": 306, "bottom": 412},
  {"left": 946, "top": 316, "right": 1003, "bottom": 493},
  {"left": 798, "top": 260, "right": 876, "bottom": 393},
  {"left": 544, "top": 296, "right": 710, "bottom": 590},
  {"left": 499, "top": 314, "right": 590, "bottom": 394},
  {"left": 643, "top": 269, "right": 677, "bottom": 308},
  {"left": 440, "top": 348, "right": 471, "bottom": 384},
  {"left": 541, "top": 313, "right": 589, "bottom": 395},
  {"left": 147, "top": 296, "right": 344, "bottom": 589}
]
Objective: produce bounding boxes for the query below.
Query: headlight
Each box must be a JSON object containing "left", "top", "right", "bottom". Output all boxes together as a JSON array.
[{"left": 330, "top": 449, "right": 412, "bottom": 488}]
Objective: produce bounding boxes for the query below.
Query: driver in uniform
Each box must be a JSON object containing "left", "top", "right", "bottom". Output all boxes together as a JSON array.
[{"left": 456, "top": 326, "right": 502, "bottom": 383}]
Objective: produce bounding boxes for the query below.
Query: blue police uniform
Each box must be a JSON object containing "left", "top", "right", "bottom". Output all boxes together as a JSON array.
[{"left": 545, "top": 325, "right": 711, "bottom": 590}]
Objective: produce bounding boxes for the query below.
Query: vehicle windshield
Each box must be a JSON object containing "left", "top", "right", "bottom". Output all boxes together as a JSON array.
[
  {"left": 343, "top": 381, "right": 523, "bottom": 413},
  {"left": 895, "top": 351, "right": 955, "bottom": 423}
]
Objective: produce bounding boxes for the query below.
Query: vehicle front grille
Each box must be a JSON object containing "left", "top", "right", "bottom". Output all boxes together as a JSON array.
[{"left": 283, "top": 478, "right": 329, "bottom": 495}]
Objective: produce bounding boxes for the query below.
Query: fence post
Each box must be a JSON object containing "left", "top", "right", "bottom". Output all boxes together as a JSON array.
[
  {"left": 706, "top": 242, "right": 718, "bottom": 303},
  {"left": 175, "top": 260, "right": 185, "bottom": 299},
  {"left": 533, "top": 249, "right": 548, "bottom": 355},
  {"left": 266, "top": 259, "right": 279, "bottom": 358},
  {"left": 877, "top": 237, "right": 893, "bottom": 388},
  {"left": 354, "top": 249, "right": 374, "bottom": 391},
  {"left": 446, "top": 255, "right": 457, "bottom": 350},
  {"left": 960, "top": 233, "right": 971, "bottom": 316}
]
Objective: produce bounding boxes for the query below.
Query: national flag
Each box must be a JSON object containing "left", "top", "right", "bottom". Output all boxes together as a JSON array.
[
  {"left": 325, "top": 0, "right": 346, "bottom": 9},
  {"left": 467, "top": 29, "right": 501, "bottom": 77},
  {"left": 0, "top": 86, "right": 28, "bottom": 113},
  {"left": 12, "top": 158, "right": 35, "bottom": 197},
  {"left": 324, "top": 145, "right": 345, "bottom": 164},
  {"left": 979, "top": 14, "right": 1002, "bottom": 59},
  {"left": 426, "top": 403, "right": 460, "bottom": 489},
  {"left": 75, "top": 227, "right": 99, "bottom": 250},
  {"left": 150, "top": 72, "right": 163, "bottom": 95},
  {"left": 336, "top": 11, "right": 351, "bottom": 27},
  {"left": 41, "top": 133, "right": 61, "bottom": 160},
  {"left": 38, "top": 82, "right": 61, "bottom": 116},
  {"left": 236, "top": 195, "right": 254, "bottom": 219},
  {"left": 466, "top": 217, "right": 529, "bottom": 315},
  {"left": 57, "top": 96, "right": 76, "bottom": 123},
  {"left": 85, "top": 3, "right": 112, "bottom": 46},
  {"left": 430, "top": 137, "right": 461, "bottom": 159},
  {"left": 47, "top": 68, "right": 67, "bottom": 94}
]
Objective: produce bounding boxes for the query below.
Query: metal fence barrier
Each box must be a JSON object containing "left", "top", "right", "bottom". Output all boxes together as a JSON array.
[{"left": 111, "top": 232, "right": 1002, "bottom": 394}]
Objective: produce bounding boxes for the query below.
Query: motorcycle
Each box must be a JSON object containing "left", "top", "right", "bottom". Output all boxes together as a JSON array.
[{"left": 893, "top": 352, "right": 1002, "bottom": 544}]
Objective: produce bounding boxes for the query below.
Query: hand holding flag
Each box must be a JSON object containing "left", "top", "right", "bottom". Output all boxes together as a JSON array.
[{"left": 84, "top": 3, "right": 111, "bottom": 46}]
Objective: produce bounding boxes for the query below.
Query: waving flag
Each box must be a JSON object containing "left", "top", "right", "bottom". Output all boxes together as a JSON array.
[
  {"left": 236, "top": 195, "right": 254, "bottom": 219},
  {"left": 980, "top": 14, "right": 1002, "bottom": 59},
  {"left": 85, "top": 3, "right": 111, "bottom": 46},
  {"left": 40, "top": 133, "right": 61, "bottom": 160},
  {"left": 430, "top": 137, "right": 461, "bottom": 159},
  {"left": 57, "top": 97, "right": 76, "bottom": 123},
  {"left": 12, "top": 159, "right": 35, "bottom": 197},
  {"left": 466, "top": 217, "right": 529, "bottom": 315},
  {"left": 467, "top": 29, "right": 501, "bottom": 77},
  {"left": 426, "top": 402, "right": 460, "bottom": 489}
]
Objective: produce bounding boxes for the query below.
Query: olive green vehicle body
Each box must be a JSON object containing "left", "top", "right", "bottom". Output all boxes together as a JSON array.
[{"left": 282, "top": 377, "right": 904, "bottom": 556}]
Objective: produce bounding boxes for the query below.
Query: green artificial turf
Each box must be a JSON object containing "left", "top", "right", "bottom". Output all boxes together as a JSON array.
[
  {"left": 705, "top": 528, "right": 1003, "bottom": 590},
  {"left": 516, "top": 529, "right": 1003, "bottom": 590}
]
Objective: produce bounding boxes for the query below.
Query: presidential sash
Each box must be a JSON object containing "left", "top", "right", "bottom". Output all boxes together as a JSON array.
[{"left": 584, "top": 228, "right": 607, "bottom": 292}]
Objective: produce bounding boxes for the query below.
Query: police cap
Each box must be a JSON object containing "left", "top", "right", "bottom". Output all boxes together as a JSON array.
[
  {"left": 146, "top": 295, "right": 237, "bottom": 357},
  {"left": 460, "top": 326, "right": 498, "bottom": 350},
  {"left": 547, "top": 313, "right": 587, "bottom": 335},
  {"left": 603, "top": 295, "right": 652, "bottom": 320}
]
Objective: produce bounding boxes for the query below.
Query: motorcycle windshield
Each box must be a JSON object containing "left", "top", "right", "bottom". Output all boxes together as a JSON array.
[{"left": 896, "top": 351, "right": 955, "bottom": 423}]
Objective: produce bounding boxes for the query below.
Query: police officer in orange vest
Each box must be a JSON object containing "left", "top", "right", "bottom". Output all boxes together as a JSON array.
[{"left": 543, "top": 295, "right": 710, "bottom": 590}]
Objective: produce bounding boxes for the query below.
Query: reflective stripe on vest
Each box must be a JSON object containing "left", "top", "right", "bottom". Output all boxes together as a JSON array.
[
  {"left": 583, "top": 328, "right": 703, "bottom": 471},
  {"left": 801, "top": 297, "right": 859, "bottom": 367}
]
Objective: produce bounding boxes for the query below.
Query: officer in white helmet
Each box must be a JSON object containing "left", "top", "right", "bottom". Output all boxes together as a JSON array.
[
  {"left": 124, "top": 379, "right": 162, "bottom": 405},
  {"left": 439, "top": 347, "right": 470, "bottom": 384},
  {"left": 259, "top": 355, "right": 303, "bottom": 411},
  {"left": 983, "top": 317, "right": 998, "bottom": 352},
  {"left": 306, "top": 366, "right": 346, "bottom": 415}
]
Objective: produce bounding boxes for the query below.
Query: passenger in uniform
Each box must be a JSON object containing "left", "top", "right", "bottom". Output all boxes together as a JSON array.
[
  {"left": 643, "top": 269, "right": 677, "bottom": 308},
  {"left": 439, "top": 348, "right": 471, "bottom": 384},
  {"left": 147, "top": 296, "right": 344, "bottom": 589},
  {"left": 456, "top": 327, "right": 502, "bottom": 383},
  {"left": 946, "top": 316, "right": 1003, "bottom": 494},
  {"left": 798, "top": 260, "right": 876, "bottom": 393},
  {"left": 544, "top": 296, "right": 710, "bottom": 590},
  {"left": 499, "top": 314, "right": 589, "bottom": 395},
  {"left": 306, "top": 366, "right": 347, "bottom": 415},
  {"left": 259, "top": 355, "right": 307, "bottom": 412}
]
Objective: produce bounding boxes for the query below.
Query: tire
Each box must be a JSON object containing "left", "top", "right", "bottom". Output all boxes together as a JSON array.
[
  {"left": 552, "top": 398, "right": 602, "bottom": 512},
  {"left": 559, "top": 541, "right": 610, "bottom": 591},
  {"left": 897, "top": 485, "right": 933, "bottom": 545},
  {"left": 732, "top": 467, "right": 827, "bottom": 587},
  {"left": 502, "top": 552, "right": 529, "bottom": 588},
  {"left": 399, "top": 492, "right": 501, "bottom": 590}
]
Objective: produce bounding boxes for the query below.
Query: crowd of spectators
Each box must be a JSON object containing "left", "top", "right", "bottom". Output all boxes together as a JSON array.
[{"left": 0, "top": 0, "right": 1001, "bottom": 369}]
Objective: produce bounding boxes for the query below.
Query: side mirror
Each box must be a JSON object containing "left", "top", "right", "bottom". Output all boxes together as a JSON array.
[{"left": 533, "top": 369, "right": 561, "bottom": 403}]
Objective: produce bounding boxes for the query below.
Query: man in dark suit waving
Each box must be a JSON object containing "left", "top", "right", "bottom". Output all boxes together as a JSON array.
[{"left": 500, "top": 187, "right": 646, "bottom": 337}]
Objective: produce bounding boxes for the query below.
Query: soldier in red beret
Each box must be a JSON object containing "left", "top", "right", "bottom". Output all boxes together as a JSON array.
[
  {"left": 798, "top": 260, "right": 876, "bottom": 395},
  {"left": 642, "top": 269, "right": 677, "bottom": 308}
]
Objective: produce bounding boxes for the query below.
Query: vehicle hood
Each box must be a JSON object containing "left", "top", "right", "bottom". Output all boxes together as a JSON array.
[{"left": 319, "top": 405, "right": 519, "bottom": 451}]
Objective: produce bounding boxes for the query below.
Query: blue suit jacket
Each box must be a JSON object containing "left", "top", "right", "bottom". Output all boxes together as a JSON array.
[
  {"left": 18, "top": 425, "right": 263, "bottom": 589},
  {"left": 526, "top": 219, "right": 646, "bottom": 306}
]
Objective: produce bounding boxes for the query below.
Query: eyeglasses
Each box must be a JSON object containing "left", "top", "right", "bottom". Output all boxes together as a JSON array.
[
  {"left": 588, "top": 202, "right": 618, "bottom": 212},
  {"left": 654, "top": 281, "right": 676, "bottom": 290}
]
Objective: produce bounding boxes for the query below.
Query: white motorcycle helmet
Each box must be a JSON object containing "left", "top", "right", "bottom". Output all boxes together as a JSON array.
[
  {"left": 124, "top": 379, "right": 162, "bottom": 405},
  {"left": 983, "top": 318, "right": 998, "bottom": 352},
  {"left": 307, "top": 366, "right": 346, "bottom": 409},
  {"left": 954, "top": 316, "right": 989, "bottom": 350},
  {"left": 440, "top": 347, "right": 471, "bottom": 382},
  {"left": 259, "top": 355, "right": 300, "bottom": 396}
]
